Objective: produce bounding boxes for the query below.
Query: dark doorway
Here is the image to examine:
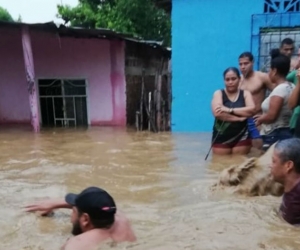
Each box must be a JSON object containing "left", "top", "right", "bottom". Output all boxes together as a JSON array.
[{"left": 38, "top": 79, "right": 88, "bottom": 127}]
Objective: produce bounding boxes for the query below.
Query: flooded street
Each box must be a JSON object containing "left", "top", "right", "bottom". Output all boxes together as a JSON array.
[{"left": 0, "top": 127, "right": 299, "bottom": 250}]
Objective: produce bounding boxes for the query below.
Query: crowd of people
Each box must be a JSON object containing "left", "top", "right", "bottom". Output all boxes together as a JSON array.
[
  {"left": 211, "top": 38, "right": 300, "bottom": 227},
  {"left": 21, "top": 39, "right": 300, "bottom": 250},
  {"left": 211, "top": 38, "right": 300, "bottom": 155}
]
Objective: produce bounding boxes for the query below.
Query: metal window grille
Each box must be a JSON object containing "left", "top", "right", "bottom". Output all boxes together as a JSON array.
[
  {"left": 264, "top": 0, "right": 300, "bottom": 13},
  {"left": 39, "top": 79, "right": 88, "bottom": 127}
]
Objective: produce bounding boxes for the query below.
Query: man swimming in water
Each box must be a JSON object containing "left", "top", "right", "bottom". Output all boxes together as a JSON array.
[
  {"left": 238, "top": 52, "right": 275, "bottom": 150},
  {"left": 24, "top": 186, "right": 136, "bottom": 250}
]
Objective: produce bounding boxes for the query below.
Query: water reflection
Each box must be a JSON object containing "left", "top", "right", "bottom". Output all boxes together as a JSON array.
[{"left": 0, "top": 126, "right": 299, "bottom": 249}]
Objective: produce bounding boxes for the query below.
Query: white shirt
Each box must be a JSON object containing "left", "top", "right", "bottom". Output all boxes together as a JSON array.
[{"left": 260, "top": 82, "right": 295, "bottom": 135}]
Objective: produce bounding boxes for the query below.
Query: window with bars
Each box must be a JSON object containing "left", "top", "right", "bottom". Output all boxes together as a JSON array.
[
  {"left": 39, "top": 79, "right": 88, "bottom": 127},
  {"left": 264, "top": 0, "right": 300, "bottom": 13},
  {"left": 259, "top": 28, "right": 300, "bottom": 72}
]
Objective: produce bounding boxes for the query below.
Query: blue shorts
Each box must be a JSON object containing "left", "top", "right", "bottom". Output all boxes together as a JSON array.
[
  {"left": 247, "top": 118, "right": 261, "bottom": 139},
  {"left": 262, "top": 127, "right": 293, "bottom": 151}
]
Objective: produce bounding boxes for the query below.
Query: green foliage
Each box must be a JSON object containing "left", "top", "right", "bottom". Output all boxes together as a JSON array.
[
  {"left": 0, "top": 7, "right": 13, "bottom": 22},
  {"left": 57, "top": 0, "right": 171, "bottom": 46}
]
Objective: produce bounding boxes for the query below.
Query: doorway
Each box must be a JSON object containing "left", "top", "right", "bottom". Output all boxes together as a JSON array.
[{"left": 38, "top": 79, "right": 88, "bottom": 127}]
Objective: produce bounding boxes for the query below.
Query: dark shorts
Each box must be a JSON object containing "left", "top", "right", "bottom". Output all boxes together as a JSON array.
[
  {"left": 262, "top": 127, "right": 293, "bottom": 151},
  {"left": 247, "top": 118, "right": 261, "bottom": 139},
  {"left": 212, "top": 138, "right": 252, "bottom": 149},
  {"left": 212, "top": 129, "right": 252, "bottom": 149}
]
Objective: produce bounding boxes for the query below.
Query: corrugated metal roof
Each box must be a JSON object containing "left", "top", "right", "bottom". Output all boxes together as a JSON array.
[{"left": 0, "top": 21, "right": 171, "bottom": 54}]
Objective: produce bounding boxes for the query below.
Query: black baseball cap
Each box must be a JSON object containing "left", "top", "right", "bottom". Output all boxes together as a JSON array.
[{"left": 65, "top": 187, "right": 117, "bottom": 219}]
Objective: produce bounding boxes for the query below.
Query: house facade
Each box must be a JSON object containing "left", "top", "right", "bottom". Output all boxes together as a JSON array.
[
  {"left": 0, "top": 22, "right": 170, "bottom": 132},
  {"left": 171, "top": 0, "right": 300, "bottom": 132}
]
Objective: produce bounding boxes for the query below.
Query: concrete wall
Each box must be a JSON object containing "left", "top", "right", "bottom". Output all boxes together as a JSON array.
[
  {"left": 0, "top": 27, "right": 126, "bottom": 126},
  {"left": 171, "top": 0, "right": 263, "bottom": 131},
  {"left": 0, "top": 27, "right": 31, "bottom": 124}
]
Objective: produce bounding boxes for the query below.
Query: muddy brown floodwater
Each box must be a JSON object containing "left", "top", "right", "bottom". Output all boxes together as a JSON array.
[{"left": 0, "top": 126, "right": 299, "bottom": 250}]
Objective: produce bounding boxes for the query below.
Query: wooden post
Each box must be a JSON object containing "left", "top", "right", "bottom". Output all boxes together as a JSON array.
[
  {"left": 167, "top": 60, "right": 172, "bottom": 131},
  {"left": 148, "top": 92, "right": 151, "bottom": 131},
  {"left": 167, "top": 73, "right": 172, "bottom": 130},
  {"left": 140, "top": 68, "right": 145, "bottom": 130},
  {"left": 162, "top": 100, "right": 166, "bottom": 131},
  {"left": 156, "top": 75, "right": 162, "bottom": 131},
  {"left": 21, "top": 25, "right": 40, "bottom": 132}
]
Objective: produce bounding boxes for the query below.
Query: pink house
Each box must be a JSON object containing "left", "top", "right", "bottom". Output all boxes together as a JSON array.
[{"left": 0, "top": 21, "right": 170, "bottom": 132}]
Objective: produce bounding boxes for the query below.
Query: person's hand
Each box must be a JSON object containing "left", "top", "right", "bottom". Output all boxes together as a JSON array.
[
  {"left": 297, "top": 68, "right": 300, "bottom": 80},
  {"left": 215, "top": 105, "right": 230, "bottom": 114},
  {"left": 253, "top": 115, "right": 262, "bottom": 127},
  {"left": 23, "top": 199, "right": 63, "bottom": 216}
]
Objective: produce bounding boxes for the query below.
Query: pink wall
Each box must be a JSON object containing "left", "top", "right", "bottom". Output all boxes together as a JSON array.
[
  {"left": 110, "top": 41, "right": 126, "bottom": 126},
  {"left": 0, "top": 26, "right": 126, "bottom": 126},
  {"left": 0, "top": 27, "right": 31, "bottom": 124}
]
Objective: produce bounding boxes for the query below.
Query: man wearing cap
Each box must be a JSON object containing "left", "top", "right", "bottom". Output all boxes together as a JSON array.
[{"left": 24, "top": 187, "right": 136, "bottom": 250}]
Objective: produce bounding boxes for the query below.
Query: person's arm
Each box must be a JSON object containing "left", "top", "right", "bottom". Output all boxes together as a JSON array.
[
  {"left": 256, "top": 86, "right": 286, "bottom": 125},
  {"left": 288, "top": 83, "right": 300, "bottom": 109},
  {"left": 211, "top": 90, "right": 245, "bottom": 122},
  {"left": 24, "top": 198, "right": 72, "bottom": 216},
  {"left": 256, "top": 96, "right": 283, "bottom": 124},
  {"left": 290, "top": 58, "right": 300, "bottom": 71},
  {"left": 288, "top": 70, "right": 300, "bottom": 109},
  {"left": 286, "top": 70, "right": 296, "bottom": 83},
  {"left": 261, "top": 72, "right": 276, "bottom": 91},
  {"left": 229, "top": 90, "right": 255, "bottom": 117}
]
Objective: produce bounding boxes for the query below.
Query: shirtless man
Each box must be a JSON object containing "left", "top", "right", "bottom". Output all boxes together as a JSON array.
[
  {"left": 24, "top": 186, "right": 136, "bottom": 250},
  {"left": 238, "top": 52, "right": 275, "bottom": 149}
]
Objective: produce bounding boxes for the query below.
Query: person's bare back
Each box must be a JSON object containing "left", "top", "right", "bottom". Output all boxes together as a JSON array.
[{"left": 62, "top": 210, "right": 136, "bottom": 250}]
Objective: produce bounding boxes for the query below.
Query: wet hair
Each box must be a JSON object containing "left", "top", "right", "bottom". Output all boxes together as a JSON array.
[
  {"left": 275, "top": 138, "right": 300, "bottom": 173},
  {"left": 223, "top": 67, "right": 240, "bottom": 79},
  {"left": 270, "top": 54, "right": 290, "bottom": 77},
  {"left": 281, "top": 38, "right": 294, "bottom": 47},
  {"left": 270, "top": 48, "right": 282, "bottom": 59},
  {"left": 239, "top": 52, "right": 254, "bottom": 62},
  {"left": 77, "top": 208, "right": 115, "bottom": 229}
]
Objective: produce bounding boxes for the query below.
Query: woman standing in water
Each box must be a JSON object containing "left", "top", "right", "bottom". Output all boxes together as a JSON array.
[
  {"left": 255, "top": 54, "right": 294, "bottom": 151},
  {"left": 211, "top": 67, "right": 255, "bottom": 155}
]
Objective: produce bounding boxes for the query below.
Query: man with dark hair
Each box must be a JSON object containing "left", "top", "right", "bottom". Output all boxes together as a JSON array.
[
  {"left": 24, "top": 187, "right": 136, "bottom": 250},
  {"left": 271, "top": 138, "right": 300, "bottom": 225},
  {"left": 238, "top": 52, "right": 274, "bottom": 149},
  {"left": 280, "top": 38, "right": 295, "bottom": 59}
]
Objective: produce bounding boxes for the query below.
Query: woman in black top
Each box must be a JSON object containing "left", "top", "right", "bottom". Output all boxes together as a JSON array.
[{"left": 211, "top": 67, "right": 255, "bottom": 155}]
